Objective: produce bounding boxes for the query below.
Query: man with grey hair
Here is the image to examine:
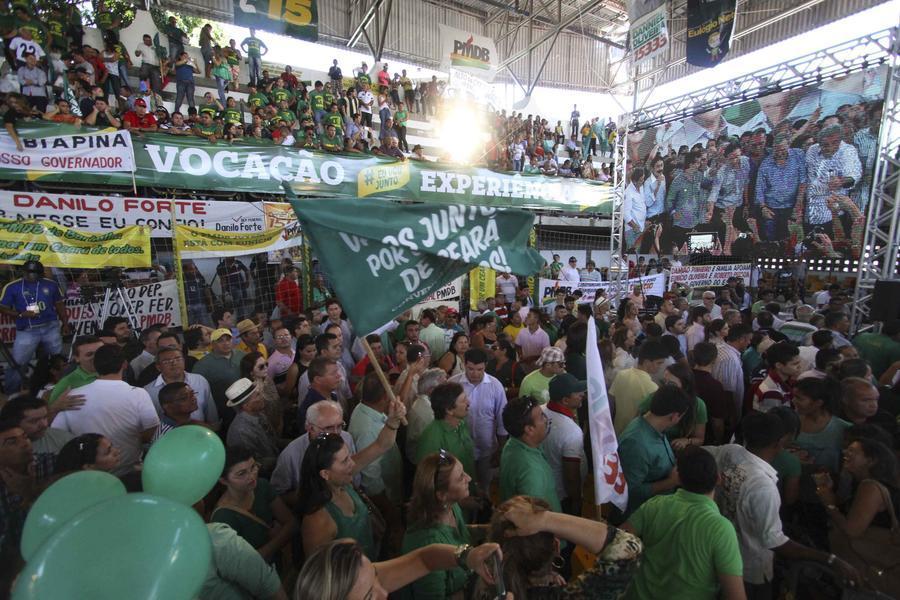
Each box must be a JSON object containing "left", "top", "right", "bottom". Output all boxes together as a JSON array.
[
  {"left": 269, "top": 398, "right": 402, "bottom": 509},
  {"left": 803, "top": 123, "right": 862, "bottom": 238},
  {"left": 406, "top": 367, "right": 448, "bottom": 463},
  {"left": 755, "top": 132, "right": 807, "bottom": 241},
  {"left": 702, "top": 290, "right": 723, "bottom": 320}
]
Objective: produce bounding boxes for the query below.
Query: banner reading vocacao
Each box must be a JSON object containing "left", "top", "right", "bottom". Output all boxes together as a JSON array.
[
  {"left": 0, "top": 219, "right": 151, "bottom": 268},
  {"left": 2, "top": 123, "right": 613, "bottom": 213}
]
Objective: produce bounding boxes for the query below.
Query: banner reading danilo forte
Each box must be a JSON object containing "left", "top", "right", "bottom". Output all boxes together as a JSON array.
[{"left": 0, "top": 123, "right": 613, "bottom": 213}]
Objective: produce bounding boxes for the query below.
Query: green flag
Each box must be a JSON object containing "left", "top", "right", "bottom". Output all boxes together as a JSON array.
[{"left": 288, "top": 192, "right": 544, "bottom": 334}]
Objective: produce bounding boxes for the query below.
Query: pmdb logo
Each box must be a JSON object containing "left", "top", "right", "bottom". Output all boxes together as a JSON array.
[{"left": 451, "top": 36, "right": 490, "bottom": 70}]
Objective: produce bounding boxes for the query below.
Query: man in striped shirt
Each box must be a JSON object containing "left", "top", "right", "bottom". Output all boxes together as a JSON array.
[
  {"left": 713, "top": 325, "right": 752, "bottom": 420},
  {"left": 751, "top": 342, "right": 802, "bottom": 413}
]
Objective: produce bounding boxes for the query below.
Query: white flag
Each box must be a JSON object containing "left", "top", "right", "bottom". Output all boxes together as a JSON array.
[{"left": 586, "top": 316, "right": 628, "bottom": 512}]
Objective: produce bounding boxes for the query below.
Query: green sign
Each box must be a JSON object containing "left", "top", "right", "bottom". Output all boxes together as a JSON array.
[
  {"left": 2, "top": 123, "right": 612, "bottom": 213},
  {"left": 233, "top": 0, "right": 318, "bottom": 42},
  {"left": 288, "top": 190, "right": 545, "bottom": 334}
]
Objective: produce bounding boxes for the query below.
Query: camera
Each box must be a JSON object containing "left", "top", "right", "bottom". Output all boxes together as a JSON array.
[{"left": 803, "top": 225, "right": 826, "bottom": 247}]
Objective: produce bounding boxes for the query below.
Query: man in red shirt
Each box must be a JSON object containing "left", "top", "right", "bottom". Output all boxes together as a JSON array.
[
  {"left": 274, "top": 266, "right": 302, "bottom": 319},
  {"left": 280, "top": 65, "right": 299, "bottom": 90},
  {"left": 122, "top": 98, "right": 158, "bottom": 134}
]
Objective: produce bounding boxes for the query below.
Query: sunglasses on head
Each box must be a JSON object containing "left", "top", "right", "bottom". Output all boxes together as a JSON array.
[{"left": 433, "top": 448, "right": 452, "bottom": 494}]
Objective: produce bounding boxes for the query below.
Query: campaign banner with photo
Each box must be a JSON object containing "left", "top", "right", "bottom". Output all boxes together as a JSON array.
[
  {"left": 538, "top": 273, "right": 667, "bottom": 306},
  {"left": 438, "top": 25, "right": 497, "bottom": 82},
  {"left": 0, "top": 128, "right": 134, "bottom": 173},
  {"left": 0, "top": 192, "right": 275, "bottom": 236},
  {"left": 0, "top": 280, "right": 180, "bottom": 343},
  {"left": 625, "top": 67, "right": 886, "bottom": 261},
  {"left": 233, "top": 0, "right": 317, "bottom": 41},
  {"left": 5, "top": 123, "right": 613, "bottom": 213},
  {"left": 686, "top": 0, "right": 735, "bottom": 68},
  {"left": 0, "top": 219, "right": 151, "bottom": 268},
  {"left": 631, "top": 4, "right": 669, "bottom": 65},
  {"left": 669, "top": 263, "right": 750, "bottom": 288},
  {"left": 175, "top": 221, "right": 302, "bottom": 260}
]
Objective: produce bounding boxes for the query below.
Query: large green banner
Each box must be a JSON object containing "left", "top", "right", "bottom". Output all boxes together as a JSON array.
[
  {"left": 289, "top": 191, "right": 544, "bottom": 334},
  {"left": 233, "top": 0, "right": 318, "bottom": 42},
  {"left": 2, "top": 123, "right": 612, "bottom": 213}
]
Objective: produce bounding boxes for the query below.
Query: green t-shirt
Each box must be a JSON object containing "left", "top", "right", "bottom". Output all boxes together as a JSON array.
[
  {"left": 399, "top": 76, "right": 413, "bottom": 91},
  {"left": 308, "top": 90, "right": 327, "bottom": 111},
  {"left": 618, "top": 415, "right": 675, "bottom": 516},
  {"left": 772, "top": 449, "right": 802, "bottom": 483},
  {"left": 45, "top": 13, "right": 67, "bottom": 49},
  {"left": 298, "top": 113, "right": 314, "bottom": 128},
  {"left": 853, "top": 332, "right": 900, "bottom": 379},
  {"left": 276, "top": 109, "right": 295, "bottom": 125},
  {"left": 300, "top": 135, "right": 319, "bottom": 149},
  {"left": 321, "top": 133, "right": 343, "bottom": 151},
  {"left": 209, "top": 478, "right": 276, "bottom": 551},
  {"left": 394, "top": 109, "right": 408, "bottom": 127},
  {"left": 270, "top": 88, "right": 292, "bottom": 105},
  {"left": 195, "top": 122, "right": 220, "bottom": 137},
  {"left": 499, "top": 437, "right": 561, "bottom": 512},
  {"left": 225, "top": 50, "right": 240, "bottom": 66},
  {"left": 637, "top": 394, "right": 708, "bottom": 441},
  {"left": 356, "top": 72, "right": 371, "bottom": 86},
  {"left": 198, "top": 103, "right": 219, "bottom": 118},
  {"left": 624, "top": 490, "right": 743, "bottom": 600},
  {"left": 241, "top": 36, "right": 263, "bottom": 58},
  {"left": 518, "top": 369, "right": 555, "bottom": 404},
  {"left": 415, "top": 419, "right": 476, "bottom": 481},
  {"left": 401, "top": 504, "right": 471, "bottom": 600},
  {"left": 222, "top": 108, "right": 242, "bottom": 126},
  {"left": 294, "top": 98, "right": 309, "bottom": 114},
  {"left": 247, "top": 92, "right": 269, "bottom": 109},
  {"left": 325, "top": 112, "right": 343, "bottom": 131}
]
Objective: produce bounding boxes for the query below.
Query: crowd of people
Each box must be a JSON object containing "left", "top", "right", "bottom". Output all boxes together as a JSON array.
[
  {"left": 624, "top": 99, "right": 882, "bottom": 260},
  {"left": 0, "top": 251, "right": 898, "bottom": 599}
]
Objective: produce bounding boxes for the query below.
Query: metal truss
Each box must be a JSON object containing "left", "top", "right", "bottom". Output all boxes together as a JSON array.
[
  {"left": 851, "top": 26, "right": 900, "bottom": 334},
  {"left": 606, "top": 101, "right": 629, "bottom": 304},
  {"left": 347, "top": 0, "right": 394, "bottom": 63},
  {"left": 630, "top": 27, "right": 895, "bottom": 132}
]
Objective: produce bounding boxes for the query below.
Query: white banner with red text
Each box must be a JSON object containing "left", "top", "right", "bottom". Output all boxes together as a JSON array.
[
  {"left": 0, "top": 191, "right": 291, "bottom": 237},
  {"left": 0, "top": 279, "right": 180, "bottom": 343},
  {"left": 0, "top": 128, "right": 134, "bottom": 172},
  {"left": 538, "top": 273, "right": 667, "bottom": 306},
  {"left": 669, "top": 264, "right": 751, "bottom": 288}
]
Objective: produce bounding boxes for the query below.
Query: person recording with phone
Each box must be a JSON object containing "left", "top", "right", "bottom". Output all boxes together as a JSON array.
[{"left": 0, "top": 260, "right": 69, "bottom": 395}]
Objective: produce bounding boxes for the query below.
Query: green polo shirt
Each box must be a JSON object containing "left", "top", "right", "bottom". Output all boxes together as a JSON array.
[
  {"left": 192, "top": 350, "right": 245, "bottom": 410},
  {"left": 246, "top": 92, "right": 269, "bottom": 109},
  {"left": 618, "top": 415, "right": 676, "bottom": 517},
  {"left": 321, "top": 133, "right": 343, "bottom": 151},
  {"left": 270, "top": 88, "right": 292, "bottom": 105},
  {"left": 518, "top": 369, "right": 555, "bottom": 404},
  {"left": 499, "top": 437, "right": 561, "bottom": 512},
  {"left": 401, "top": 504, "right": 471, "bottom": 600},
  {"left": 624, "top": 489, "right": 743, "bottom": 600},
  {"left": 637, "top": 394, "right": 708, "bottom": 441},
  {"left": 308, "top": 90, "right": 327, "bottom": 111},
  {"left": 222, "top": 108, "right": 242, "bottom": 126},
  {"left": 200, "top": 523, "right": 281, "bottom": 600},
  {"left": 416, "top": 418, "right": 476, "bottom": 481},
  {"left": 48, "top": 367, "right": 96, "bottom": 405}
]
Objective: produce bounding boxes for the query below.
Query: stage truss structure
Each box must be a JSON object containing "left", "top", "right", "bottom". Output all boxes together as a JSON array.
[
  {"left": 851, "top": 26, "right": 900, "bottom": 334},
  {"left": 612, "top": 25, "right": 899, "bottom": 332}
]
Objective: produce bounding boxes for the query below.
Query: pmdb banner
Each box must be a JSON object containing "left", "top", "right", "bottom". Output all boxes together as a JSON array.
[{"left": 438, "top": 24, "right": 497, "bottom": 82}]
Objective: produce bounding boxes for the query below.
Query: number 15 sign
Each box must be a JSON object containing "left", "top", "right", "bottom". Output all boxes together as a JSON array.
[{"left": 233, "top": 0, "right": 318, "bottom": 42}]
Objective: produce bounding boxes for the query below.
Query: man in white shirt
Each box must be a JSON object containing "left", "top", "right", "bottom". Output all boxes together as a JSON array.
[
  {"left": 542, "top": 374, "right": 587, "bottom": 515},
  {"left": 449, "top": 348, "right": 508, "bottom": 494},
  {"left": 144, "top": 346, "right": 220, "bottom": 429},
  {"left": 705, "top": 412, "right": 860, "bottom": 597},
  {"left": 357, "top": 82, "right": 375, "bottom": 132},
  {"left": 496, "top": 272, "right": 519, "bottom": 300},
  {"left": 685, "top": 306, "right": 711, "bottom": 353},
  {"left": 515, "top": 308, "right": 551, "bottom": 372},
  {"left": 624, "top": 168, "right": 648, "bottom": 250},
  {"left": 713, "top": 325, "right": 752, "bottom": 420},
  {"left": 702, "top": 291, "right": 723, "bottom": 320},
  {"left": 559, "top": 257, "right": 581, "bottom": 283},
  {"left": 52, "top": 344, "right": 159, "bottom": 476},
  {"left": 134, "top": 34, "right": 162, "bottom": 95}
]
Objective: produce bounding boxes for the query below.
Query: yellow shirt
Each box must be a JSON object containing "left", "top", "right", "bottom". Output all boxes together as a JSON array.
[
  {"left": 238, "top": 341, "right": 268, "bottom": 359},
  {"left": 503, "top": 324, "right": 525, "bottom": 340}
]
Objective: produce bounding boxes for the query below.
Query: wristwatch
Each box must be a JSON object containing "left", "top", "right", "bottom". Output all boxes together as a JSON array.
[
  {"left": 454, "top": 544, "right": 472, "bottom": 569},
  {"left": 827, "top": 553, "right": 837, "bottom": 566}
]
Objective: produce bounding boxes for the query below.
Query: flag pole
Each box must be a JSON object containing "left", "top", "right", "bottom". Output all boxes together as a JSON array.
[{"left": 361, "top": 337, "right": 408, "bottom": 426}]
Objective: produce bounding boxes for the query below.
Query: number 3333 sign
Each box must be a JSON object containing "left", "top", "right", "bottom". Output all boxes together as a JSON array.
[{"left": 233, "top": 0, "right": 318, "bottom": 42}]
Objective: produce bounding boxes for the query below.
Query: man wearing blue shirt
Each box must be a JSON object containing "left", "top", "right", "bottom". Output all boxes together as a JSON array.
[
  {"left": 0, "top": 261, "right": 68, "bottom": 394},
  {"left": 755, "top": 134, "right": 807, "bottom": 242}
]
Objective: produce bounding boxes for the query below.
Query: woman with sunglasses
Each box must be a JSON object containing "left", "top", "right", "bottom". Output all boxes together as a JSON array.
[
  {"left": 242, "top": 351, "right": 282, "bottom": 435},
  {"left": 298, "top": 399, "right": 405, "bottom": 560},
  {"left": 210, "top": 446, "right": 296, "bottom": 564},
  {"left": 296, "top": 538, "right": 503, "bottom": 600},
  {"left": 400, "top": 450, "right": 477, "bottom": 599}
]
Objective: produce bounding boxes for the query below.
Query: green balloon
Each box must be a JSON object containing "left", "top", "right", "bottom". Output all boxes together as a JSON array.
[
  {"left": 12, "top": 493, "right": 211, "bottom": 600},
  {"left": 21, "top": 471, "right": 126, "bottom": 561},
  {"left": 142, "top": 425, "right": 225, "bottom": 506}
]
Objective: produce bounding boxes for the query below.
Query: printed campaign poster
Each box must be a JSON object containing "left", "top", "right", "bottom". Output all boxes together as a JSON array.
[
  {"left": 686, "top": 0, "right": 736, "bottom": 68},
  {"left": 669, "top": 264, "right": 750, "bottom": 288},
  {"left": 438, "top": 25, "right": 497, "bottom": 82},
  {"left": 539, "top": 273, "right": 667, "bottom": 306}
]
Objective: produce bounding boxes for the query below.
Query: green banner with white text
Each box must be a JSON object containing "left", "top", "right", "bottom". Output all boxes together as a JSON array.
[
  {"left": 233, "top": 0, "right": 318, "bottom": 41},
  {"left": 0, "top": 123, "right": 613, "bottom": 213}
]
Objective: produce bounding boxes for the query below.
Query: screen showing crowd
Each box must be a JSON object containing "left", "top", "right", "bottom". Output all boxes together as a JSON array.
[{"left": 624, "top": 67, "right": 886, "bottom": 261}]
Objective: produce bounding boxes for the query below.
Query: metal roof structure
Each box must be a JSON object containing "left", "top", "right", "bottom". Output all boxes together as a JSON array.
[{"left": 159, "top": 0, "right": 891, "bottom": 93}]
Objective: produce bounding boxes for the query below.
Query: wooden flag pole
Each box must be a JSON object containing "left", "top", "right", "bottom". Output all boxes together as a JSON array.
[{"left": 361, "top": 338, "right": 408, "bottom": 426}]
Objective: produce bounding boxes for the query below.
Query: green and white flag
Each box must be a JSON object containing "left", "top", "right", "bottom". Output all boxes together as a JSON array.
[{"left": 288, "top": 193, "right": 543, "bottom": 334}]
